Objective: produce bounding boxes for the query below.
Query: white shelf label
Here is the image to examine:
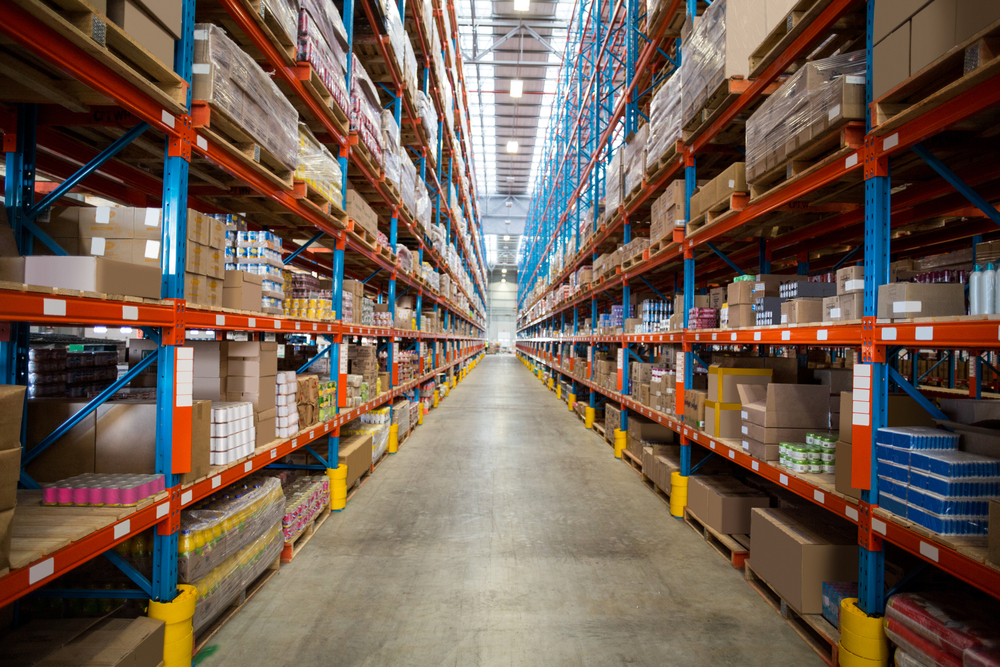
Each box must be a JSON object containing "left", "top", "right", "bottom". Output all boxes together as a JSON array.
[
  {"left": 181, "top": 490, "right": 193, "bottom": 505},
  {"left": 157, "top": 502, "right": 169, "bottom": 518},
  {"left": 245, "top": 461, "right": 253, "bottom": 472},
  {"left": 270, "top": 448, "right": 277, "bottom": 459},
  {"left": 780, "top": 474, "right": 788, "bottom": 486},
  {"left": 919, "top": 541, "right": 940, "bottom": 562},
  {"left": 846, "top": 506, "right": 859, "bottom": 521},
  {"left": 212, "top": 475, "right": 221, "bottom": 489},
  {"left": 751, "top": 461, "right": 759, "bottom": 471},
  {"left": 216, "top": 315, "right": 226, "bottom": 326},
  {"left": 813, "top": 490, "right": 825, "bottom": 504},
  {"left": 29, "top": 558, "right": 54, "bottom": 585},
  {"left": 710, "top": 442, "right": 716, "bottom": 449},
  {"left": 122, "top": 305, "right": 138, "bottom": 321},
  {"left": 845, "top": 153, "right": 858, "bottom": 168},
  {"left": 43, "top": 299, "right": 66, "bottom": 316},
  {"left": 915, "top": 326, "right": 933, "bottom": 341},
  {"left": 883, "top": 133, "right": 899, "bottom": 151},
  {"left": 872, "top": 519, "right": 887, "bottom": 535},
  {"left": 754, "top": 332, "right": 761, "bottom": 341},
  {"left": 730, "top": 333, "right": 737, "bottom": 341},
  {"left": 114, "top": 520, "right": 131, "bottom": 539},
  {"left": 728, "top": 449, "right": 735, "bottom": 459},
  {"left": 817, "top": 330, "right": 828, "bottom": 341},
  {"left": 782, "top": 331, "right": 790, "bottom": 341}
]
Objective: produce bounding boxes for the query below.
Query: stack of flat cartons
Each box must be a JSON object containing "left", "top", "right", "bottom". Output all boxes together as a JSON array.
[
  {"left": 626, "top": 414, "right": 674, "bottom": 460},
  {"left": 737, "top": 383, "right": 830, "bottom": 462},
  {"left": 224, "top": 341, "right": 277, "bottom": 447},
  {"left": 0, "top": 386, "right": 25, "bottom": 573},
  {"left": 705, "top": 365, "right": 772, "bottom": 438},
  {"left": 296, "top": 374, "right": 320, "bottom": 428},
  {"left": 348, "top": 344, "right": 378, "bottom": 390},
  {"left": 342, "top": 278, "right": 366, "bottom": 324},
  {"left": 209, "top": 402, "right": 255, "bottom": 466},
  {"left": 688, "top": 476, "right": 769, "bottom": 535},
  {"left": 275, "top": 370, "right": 299, "bottom": 438},
  {"left": 184, "top": 210, "right": 226, "bottom": 307}
]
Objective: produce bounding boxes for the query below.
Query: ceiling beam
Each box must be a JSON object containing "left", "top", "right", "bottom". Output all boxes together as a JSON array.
[{"left": 458, "top": 18, "right": 570, "bottom": 28}]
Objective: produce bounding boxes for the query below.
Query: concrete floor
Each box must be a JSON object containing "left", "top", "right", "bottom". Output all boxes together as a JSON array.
[{"left": 201, "top": 355, "right": 821, "bottom": 667}]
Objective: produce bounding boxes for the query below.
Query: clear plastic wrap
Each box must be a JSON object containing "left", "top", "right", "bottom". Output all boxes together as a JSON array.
[
  {"left": 647, "top": 68, "right": 682, "bottom": 165},
  {"left": 415, "top": 178, "right": 431, "bottom": 230},
  {"left": 191, "top": 522, "right": 284, "bottom": 633},
  {"left": 296, "top": 123, "right": 343, "bottom": 203},
  {"left": 680, "top": 0, "right": 727, "bottom": 128},
  {"left": 178, "top": 477, "right": 285, "bottom": 584},
  {"left": 605, "top": 146, "right": 624, "bottom": 211},
  {"left": 340, "top": 420, "right": 390, "bottom": 463},
  {"left": 263, "top": 0, "right": 299, "bottom": 46},
  {"left": 401, "top": 152, "right": 417, "bottom": 214},
  {"left": 624, "top": 123, "right": 648, "bottom": 195},
  {"left": 193, "top": 24, "right": 298, "bottom": 172},
  {"left": 416, "top": 91, "right": 438, "bottom": 162},
  {"left": 281, "top": 475, "right": 329, "bottom": 542},
  {"left": 297, "top": 0, "right": 351, "bottom": 115},
  {"left": 745, "top": 50, "right": 866, "bottom": 183},
  {"left": 351, "top": 59, "right": 384, "bottom": 166},
  {"left": 384, "top": 2, "right": 407, "bottom": 77},
  {"left": 884, "top": 593, "right": 1000, "bottom": 667},
  {"left": 396, "top": 244, "right": 412, "bottom": 273}
]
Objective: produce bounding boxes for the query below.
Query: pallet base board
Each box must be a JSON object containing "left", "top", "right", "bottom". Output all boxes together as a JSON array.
[
  {"left": 744, "top": 560, "right": 840, "bottom": 667},
  {"left": 280, "top": 506, "right": 332, "bottom": 563},
  {"left": 683, "top": 507, "right": 750, "bottom": 569}
]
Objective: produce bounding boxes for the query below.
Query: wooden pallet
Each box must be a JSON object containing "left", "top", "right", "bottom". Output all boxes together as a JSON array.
[
  {"left": 374, "top": 243, "right": 397, "bottom": 265},
  {"left": 292, "top": 180, "right": 336, "bottom": 215},
  {"left": 350, "top": 133, "right": 382, "bottom": 178},
  {"left": 748, "top": 121, "right": 864, "bottom": 200},
  {"left": 683, "top": 507, "right": 750, "bottom": 569},
  {"left": 347, "top": 219, "right": 378, "bottom": 251},
  {"left": 875, "top": 19, "right": 1000, "bottom": 130},
  {"left": 280, "top": 506, "right": 331, "bottom": 563},
  {"left": 193, "top": 556, "right": 281, "bottom": 655},
  {"left": 644, "top": 141, "right": 682, "bottom": 183},
  {"left": 749, "top": 0, "right": 837, "bottom": 79},
  {"left": 382, "top": 178, "right": 402, "bottom": 206},
  {"left": 644, "top": 0, "right": 686, "bottom": 40},
  {"left": 621, "top": 249, "right": 648, "bottom": 272},
  {"left": 686, "top": 191, "right": 750, "bottom": 236},
  {"left": 191, "top": 100, "right": 294, "bottom": 191},
  {"left": 647, "top": 237, "right": 674, "bottom": 257},
  {"left": 744, "top": 560, "right": 841, "bottom": 667},
  {"left": 640, "top": 474, "right": 672, "bottom": 508},
  {"left": 4, "top": 0, "right": 187, "bottom": 114},
  {"left": 197, "top": 0, "right": 297, "bottom": 66},
  {"left": 344, "top": 449, "right": 390, "bottom": 505},
  {"left": 621, "top": 447, "right": 643, "bottom": 474},
  {"left": 681, "top": 77, "right": 752, "bottom": 144}
]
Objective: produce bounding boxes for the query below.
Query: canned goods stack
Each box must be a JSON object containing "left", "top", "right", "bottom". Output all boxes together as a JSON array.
[
  {"left": 284, "top": 296, "right": 335, "bottom": 320},
  {"left": 778, "top": 433, "right": 837, "bottom": 474},
  {"left": 28, "top": 348, "right": 118, "bottom": 398}
]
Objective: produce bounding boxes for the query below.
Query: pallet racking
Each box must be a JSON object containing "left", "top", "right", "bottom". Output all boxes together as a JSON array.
[
  {"left": 0, "top": 0, "right": 485, "bottom": 616},
  {"left": 514, "top": 0, "right": 1000, "bottom": 616}
]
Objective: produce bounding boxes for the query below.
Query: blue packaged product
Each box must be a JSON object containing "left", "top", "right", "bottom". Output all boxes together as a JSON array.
[
  {"left": 880, "top": 460, "right": 909, "bottom": 483},
  {"left": 909, "top": 449, "right": 1000, "bottom": 478},
  {"left": 908, "top": 469, "right": 1000, "bottom": 498},
  {"left": 876, "top": 442, "right": 909, "bottom": 466},
  {"left": 877, "top": 426, "right": 959, "bottom": 450},
  {"left": 822, "top": 582, "right": 858, "bottom": 630},
  {"left": 878, "top": 491, "right": 907, "bottom": 517},
  {"left": 878, "top": 476, "right": 906, "bottom": 499},
  {"left": 905, "top": 505, "right": 989, "bottom": 535}
]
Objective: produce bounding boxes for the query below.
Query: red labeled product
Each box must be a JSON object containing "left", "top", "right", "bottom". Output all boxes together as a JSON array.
[{"left": 884, "top": 593, "right": 1000, "bottom": 665}]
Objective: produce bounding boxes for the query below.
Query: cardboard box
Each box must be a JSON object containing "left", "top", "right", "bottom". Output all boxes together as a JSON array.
[
  {"left": 186, "top": 240, "right": 223, "bottom": 278},
  {"left": 187, "top": 210, "right": 225, "bottom": 249},
  {"left": 684, "top": 389, "right": 706, "bottom": 426},
  {"left": 226, "top": 387, "right": 275, "bottom": 413},
  {"left": 742, "top": 436, "right": 780, "bottom": 461},
  {"left": 877, "top": 282, "right": 965, "bottom": 319},
  {"left": 222, "top": 270, "right": 262, "bottom": 311},
  {"left": 130, "top": 0, "right": 183, "bottom": 37},
  {"left": 708, "top": 365, "right": 772, "bottom": 404},
  {"left": 911, "top": 0, "right": 957, "bottom": 73},
  {"left": 835, "top": 440, "right": 862, "bottom": 500},
  {"left": 873, "top": 0, "right": 932, "bottom": 43},
  {"left": 957, "top": 0, "right": 1000, "bottom": 42},
  {"left": 781, "top": 298, "right": 823, "bottom": 325},
  {"left": 0, "top": 385, "right": 27, "bottom": 452},
  {"left": 839, "top": 292, "right": 864, "bottom": 321},
  {"left": 714, "top": 162, "right": 748, "bottom": 203},
  {"left": 256, "top": 408, "right": 275, "bottom": 447},
  {"left": 727, "top": 304, "right": 754, "bottom": 329},
  {"left": 77, "top": 206, "right": 133, "bottom": 238},
  {"left": 939, "top": 398, "right": 1000, "bottom": 424},
  {"left": 25, "top": 256, "right": 161, "bottom": 299},
  {"left": 24, "top": 616, "right": 166, "bottom": 667},
  {"left": 627, "top": 414, "right": 674, "bottom": 444},
  {"left": 226, "top": 375, "right": 274, "bottom": 393},
  {"left": 874, "top": 22, "right": 911, "bottom": 99},
  {"left": 0, "top": 507, "right": 12, "bottom": 573},
  {"left": 815, "top": 369, "right": 854, "bottom": 394},
  {"left": 346, "top": 186, "right": 379, "bottom": 235},
  {"left": 705, "top": 402, "right": 743, "bottom": 438},
  {"left": 836, "top": 265, "right": 865, "bottom": 295},
  {"left": 0, "top": 447, "right": 20, "bottom": 511},
  {"left": 738, "top": 383, "right": 830, "bottom": 430},
  {"left": 753, "top": 274, "right": 785, "bottom": 298},
  {"left": 107, "top": 0, "right": 175, "bottom": 65},
  {"left": 728, "top": 281, "right": 755, "bottom": 306},
  {"left": 688, "top": 476, "right": 769, "bottom": 535},
  {"left": 339, "top": 433, "right": 373, "bottom": 488},
  {"left": 0, "top": 257, "right": 25, "bottom": 283},
  {"left": 750, "top": 508, "right": 859, "bottom": 614}
]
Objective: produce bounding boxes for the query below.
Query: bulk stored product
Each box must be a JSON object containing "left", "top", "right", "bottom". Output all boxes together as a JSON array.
[
  {"left": 282, "top": 476, "right": 329, "bottom": 543},
  {"left": 41, "top": 473, "right": 165, "bottom": 507}
]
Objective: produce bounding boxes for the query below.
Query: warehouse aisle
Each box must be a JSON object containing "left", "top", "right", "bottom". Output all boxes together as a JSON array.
[{"left": 201, "top": 355, "right": 821, "bottom": 666}]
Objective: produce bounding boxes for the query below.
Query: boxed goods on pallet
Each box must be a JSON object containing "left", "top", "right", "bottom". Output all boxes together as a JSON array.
[
  {"left": 823, "top": 292, "right": 864, "bottom": 322},
  {"left": 228, "top": 230, "right": 284, "bottom": 313},
  {"left": 224, "top": 341, "right": 278, "bottom": 446},
  {"left": 877, "top": 282, "right": 965, "bottom": 319},
  {"left": 193, "top": 24, "right": 297, "bottom": 172},
  {"left": 381, "top": 111, "right": 401, "bottom": 192},
  {"left": 0, "top": 386, "right": 24, "bottom": 571},
  {"left": 737, "top": 383, "right": 830, "bottom": 461},
  {"left": 282, "top": 475, "right": 329, "bottom": 543},
  {"left": 749, "top": 507, "right": 858, "bottom": 614},
  {"left": 5, "top": 616, "right": 166, "bottom": 667},
  {"left": 745, "top": 51, "right": 866, "bottom": 185},
  {"left": 107, "top": 0, "right": 182, "bottom": 66},
  {"left": 606, "top": 146, "right": 624, "bottom": 212},
  {"left": 646, "top": 72, "right": 682, "bottom": 169},
  {"left": 223, "top": 270, "right": 262, "bottom": 311},
  {"left": 24, "top": 398, "right": 211, "bottom": 487},
  {"left": 297, "top": 0, "right": 351, "bottom": 115},
  {"left": 873, "top": 0, "right": 1000, "bottom": 98},
  {"left": 350, "top": 59, "right": 383, "bottom": 166},
  {"left": 650, "top": 179, "right": 687, "bottom": 241},
  {"left": 296, "top": 124, "right": 344, "bottom": 205},
  {"left": 623, "top": 124, "right": 648, "bottom": 197},
  {"left": 687, "top": 476, "right": 769, "bottom": 534},
  {"left": 415, "top": 91, "right": 438, "bottom": 163},
  {"left": 885, "top": 592, "right": 1000, "bottom": 666},
  {"left": 875, "top": 426, "right": 999, "bottom": 535},
  {"left": 342, "top": 416, "right": 391, "bottom": 464},
  {"left": 179, "top": 476, "right": 284, "bottom": 583},
  {"left": 401, "top": 152, "right": 417, "bottom": 215},
  {"left": 680, "top": 0, "right": 769, "bottom": 129},
  {"left": 346, "top": 185, "right": 379, "bottom": 237},
  {"left": 704, "top": 365, "right": 771, "bottom": 438}
]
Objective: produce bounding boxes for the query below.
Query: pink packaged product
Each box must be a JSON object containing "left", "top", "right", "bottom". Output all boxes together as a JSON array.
[
  {"left": 884, "top": 593, "right": 1000, "bottom": 667},
  {"left": 42, "top": 473, "right": 166, "bottom": 507}
]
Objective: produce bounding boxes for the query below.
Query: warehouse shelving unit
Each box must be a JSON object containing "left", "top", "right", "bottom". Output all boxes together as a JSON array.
[
  {"left": 514, "top": 0, "right": 1000, "bottom": 616},
  {"left": 0, "top": 0, "right": 485, "bottom": 618}
]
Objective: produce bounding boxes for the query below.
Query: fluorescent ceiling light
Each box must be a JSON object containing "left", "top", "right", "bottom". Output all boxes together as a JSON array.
[
  {"left": 502, "top": 268, "right": 507, "bottom": 273},
  {"left": 502, "top": 278, "right": 507, "bottom": 283},
  {"left": 504, "top": 235, "right": 510, "bottom": 241},
  {"left": 510, "top": 79, "right": 523, "bottom": 97},
  {"left": 507, "top": 140, "right": 519, "bottom": 153},
  {"left": 514, "top": 0, "right": 529, "bottom": 9}
]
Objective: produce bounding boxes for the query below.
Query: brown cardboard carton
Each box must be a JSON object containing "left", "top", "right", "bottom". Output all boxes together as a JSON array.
[
  {"left": 737, "top": 383, "right": 830, "bottom": 429},
  {"left": 957, "top": 0, "right": 1000, "bottom": 41},
  {"left": 186, "top": 240, "right": 223, "bottom": 278},
  {"left": 131, "top": 207, "right": 163, "bottom": 240},
  {"left": 34, "top": 616, "right": 165, "bottom": 667},
  {"left": 714, "top": 162, "right": 747, "bottom": 203},
  {"left": 0, "top": 447, "right": 20, "bottom": 511},
  {"left": 107, "top": 0, "right": 175, "bottom": 65},
  {"left": 339, "top": 433, "right": 373, "bottom": 488},
  {"left": 727, "top": 304, "right": 754, "bottom": 328},
  {"left": 837, "top": 265, "right": 865, "bottom": 295},
  {"left": 684, "top": 389, "right": 706, "bottom": 427},
  {"left": 781, "top": 298, "right": 823, "bottom": 325},
  {"left": 753, "top": 274, "right": 784, "bottom": 297},
  {"left": 708, "top": 365, "right": 772, "bottom": 404},
  {"left": 877, "top": 282, "right": 965, "bottom": 318},
  {"left": 627, "top": 414, "right": 673, "bottom": 444},
  {"left": 839, "top": 292, "right": 864, "bottom": 320},
  {"left": 0, "top": 385, "right": 27, "bottom": 452},
  {"left": 728, "top": 281, "right": 755, "bottom": 306},
  {"left": 77, "top": 206, "right": 133, "bottom": 238},
  {"left": 835, "top": 440, "right": 862, "bottom": 500},
  {"left": 0, "top": 507, "right": 12, "bottom": 573},
  {"left": 24, "top": 256, "right": 161, "bottom": 299},
  {"left": 705, "top": 403, "right": 743, "bottom": 438},
  {"left": 25, "top": 401, "right": 96, "bottom": 483},
  {"left": 873, "top": 0, "right": 932, "bottom": 43},
  {"left": 742, "top": 436, "right": 780, "bottom": 461},
  {"left": 750, "top": 507, "right": 859, "bottom": 614},
  {"left": 911, "top": 0, "right": 957, "bottom": 72},
  {"left": 823, "top": 295, "right": 842, "bottom": 321},
  {"left": 256, "top": 407, "right": 275, "bottom": 447},
  {"left": 222, "top": 270, "right": 262, "bottom": 311},
  {"left": 939, "top": 398, "right": 1000, "bottom": 424},
  {"left": 0, "top": 257, "right": 25, "bottom": 283},
  {"left": 874, "top": 22, "right": 911, "bottom": 99},
  {"left": 688, "top": 476, "right": 770, "bottom": 534},
  {"left": 815, "top": 369, "right": 854, "bottom": 394},
  {"left": 346, "top": 186, "right": 379, "bottom": 235},
  {"left": 130, "top": 0, "right": 183, "bottom": 37}
]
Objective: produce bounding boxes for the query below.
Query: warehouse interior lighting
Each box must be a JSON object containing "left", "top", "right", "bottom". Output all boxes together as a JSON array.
[
  {"left": 502, "top": 268, "right": 507, "bottom": 273},
  {"left": 510, "top": 79, "right": 523, "bottom": 98},
  {"left": 506, "top": 140, "right": 519, "bottom": 153},
  {"left": 504, "top": 235, "right": 510, "bottom": 241},
  {"left": 513, "top": 0, "right": 529, "bottom": 10},
  {"left": 502, "top": 278, "right": 507, "bottom": 283}
]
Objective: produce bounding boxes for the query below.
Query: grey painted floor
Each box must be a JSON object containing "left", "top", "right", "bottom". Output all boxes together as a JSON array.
[{"left": 200, "top": 355, "right": 821, "bottom": 667}]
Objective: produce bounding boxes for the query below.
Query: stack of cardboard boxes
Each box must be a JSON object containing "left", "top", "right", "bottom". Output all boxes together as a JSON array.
[
  {"left": 342, "top": 278, "right": 366, "bottom": 324},
  {"left": 297, "top": 374, "right": 320, "bottom": 428},
  {"left": 687, "top": 476, "right": 769, "bottom": 535},
  {"left": 184, "top": 211, "right": 226, "bottom": 307},
  {"left": 0, "top": 386, "right": 25, "bottom": 573},
  {"left": 348, "top": 344, "right": 378, "bottom": 393},
  {"left": 690, "top": 163, "right": 747, "bottom": 222},
  {"left": 737, "top": 383, "right": 831, "bottom": 462},
  {"left": 821, "top": 266, "right": 865, "bottom": 322},
  {"left": 704, "top": 366, "right": 772, "bottom": 438},
  {"left": 191, "top": 341, "right": 227, "bottom": 402},
  {"left": 223, "top": 270, "right": 263, "bottom": 311},
  {"left": 626, "top": 414, "right": 674, "bottom": 460},
  {"left": 224, "top": 341, "right": 277, "bottom": 447}
]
